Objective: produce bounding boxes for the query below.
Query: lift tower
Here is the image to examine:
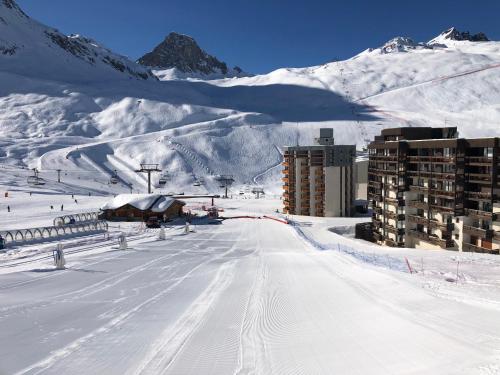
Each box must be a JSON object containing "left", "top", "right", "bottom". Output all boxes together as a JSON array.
[
  {"left": 135, "top": 164, "right": 162, "bottom": 194},
  {"left": 215, "top": 175, "right": 235, "bottom": 199}
]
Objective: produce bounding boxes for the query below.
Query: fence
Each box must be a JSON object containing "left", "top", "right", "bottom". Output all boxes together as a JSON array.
[
  {"left": 0, "top": 220, "right": 108, "bottom": 248},
  {"left": 53, "top": 212, "right": 100, "bottom": 226}
]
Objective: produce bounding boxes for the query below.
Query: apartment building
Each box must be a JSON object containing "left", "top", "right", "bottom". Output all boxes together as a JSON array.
[
  {"left": 368, "top": 127, "right": 500, "bottom": 253},
  {"left": 283, "top": 129, "right": 356, "bottom": 217}
]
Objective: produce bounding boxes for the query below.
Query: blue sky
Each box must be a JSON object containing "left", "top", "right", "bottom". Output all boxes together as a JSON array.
[{"left": 17, "top": 0, "right": 500, "bottom": 74}]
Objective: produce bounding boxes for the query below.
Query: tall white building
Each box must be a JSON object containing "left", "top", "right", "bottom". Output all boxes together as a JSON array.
[{"left": 283, "top": 129, "right": 356, "bottom": 217}]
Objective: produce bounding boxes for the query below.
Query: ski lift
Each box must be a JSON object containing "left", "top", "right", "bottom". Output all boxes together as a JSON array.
[
  {"left": 27, "top": 176, "right": 46, "bottom": 186},
  {"left": 27, "top": 169, "right": 46, "bottom": 186},
  {"left": 158, "top": 172, "right": 169, "bottom": 186},
  {"left": 109, "top": 170, "right": 119, "bottom": 185}
]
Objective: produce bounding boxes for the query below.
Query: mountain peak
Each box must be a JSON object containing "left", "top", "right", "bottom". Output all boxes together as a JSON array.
[
  {"left": 138, "top": 32, "right": 244, "bottom": 78},
  {"left": 430, "top": 27, "right": 489, "bottom": 44},
  {"left": 380, "top": 37, "right": 419, "bottom": 53},
  {"left": 1, "top": 0, "right": 27, "bottom": 16}
]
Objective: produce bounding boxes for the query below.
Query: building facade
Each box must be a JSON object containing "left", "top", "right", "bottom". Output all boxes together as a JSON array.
[
  {"left": 368, "top": 127, "right": 500, "bottom": 253},
  {"left": 101, "top": 194, "right": 185, "bottom": 222},
  {"left": 283, "top": 129, "right": 356, "bottom": 217}
]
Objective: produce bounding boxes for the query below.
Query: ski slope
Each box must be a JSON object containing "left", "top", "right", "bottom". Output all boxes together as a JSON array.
[
  {"left": 1, "top": 198, "right": 500, "bottom": 374},
  {"left": 3, "top": 1, "right": 500, "bottom": 194}
]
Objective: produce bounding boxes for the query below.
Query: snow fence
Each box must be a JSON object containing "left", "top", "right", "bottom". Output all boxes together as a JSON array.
[{"left": 0, "top": 220, "right": 108, "bottom": 248}]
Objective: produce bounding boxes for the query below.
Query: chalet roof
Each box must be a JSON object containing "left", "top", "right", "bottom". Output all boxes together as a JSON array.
[{"left": 101, "top": 194, "right": 184, "bottom": 213}]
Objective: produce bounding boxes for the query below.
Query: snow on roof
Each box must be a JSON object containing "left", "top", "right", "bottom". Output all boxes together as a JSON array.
[{"left": 101, "top": 194, "right": 182, "bottom": 212}]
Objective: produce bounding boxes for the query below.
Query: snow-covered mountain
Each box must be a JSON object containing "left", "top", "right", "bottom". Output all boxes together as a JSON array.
[
  {"left": 0, "top": 0, "right": 155, "bottom": 82},
  {"left": 138, "top": 32, "right": 246, "bottom": 80},
  {"left": 1, "top": 0, "right": 500, "bottom": 195}
]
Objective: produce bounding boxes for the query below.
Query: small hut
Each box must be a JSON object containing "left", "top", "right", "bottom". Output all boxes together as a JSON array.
[{"left": 100, "top": 194, "right": 185, "bottom": 222}]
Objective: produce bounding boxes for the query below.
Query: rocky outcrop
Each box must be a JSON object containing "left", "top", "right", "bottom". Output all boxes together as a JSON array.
[
  {"left": 439, "top": 27, "right": 489, "bottom": 42},
  {"left": 138, "top": 32, "right": 243, "bottom": 77}
]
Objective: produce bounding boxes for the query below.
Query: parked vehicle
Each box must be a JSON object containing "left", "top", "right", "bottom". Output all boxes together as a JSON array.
[{"left": 145, "top": 216, "right": 161, "bottom": 228}]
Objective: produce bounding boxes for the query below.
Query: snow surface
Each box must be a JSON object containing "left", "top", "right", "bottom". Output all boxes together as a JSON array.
[
  {"left": 1, "top": 193, "right": 500, "bottom": 374},
  {"left": 2, "top": 2, "right": 500, "bottom": 195},
  {"left": 3, "top": 5, "right": 500, "bottom": 371}
]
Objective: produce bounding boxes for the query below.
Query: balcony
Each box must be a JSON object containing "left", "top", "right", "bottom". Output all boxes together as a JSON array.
[
  {"left": 429, "top": 220, "right": 454, "bottom": 232},
  {"left": 463, "top": 224, "right": 493, "bottom": 239},
  {"left": 384, "top": 224, "right": 405, "bottom": 236},
  {"left": 372, "top": 206, "right": 382, "bottom": 215},
  {"left": 407, "top": 170, "right": 455, "bottom": 180},
  {"left": 467, "top": 173, "right": 492, "bottom": 184},
  {"left": 429, "top": 189, "right": 455, "bottom": 199},
  {"left": 409, "top": 185, "right": 428, "bottom": 193},
  {"left": 407, "top": 230, "right": 454, "bottom": 249},
  {"left": 368, "top": 180, "right": 382, "bottom": 188},
  {"left": 385, "top": 184, "right": 404, "bottom": 192},
  {"left": 408, "top": 200, "right": 428, "bottom": 210},
  {"left": 370, "top": 155, "right": 399, "bottom": 161},
  {"left": 373, "top": 218, "right": 382, "bottom": 228},
  {"left": 466, "top": 191, "right": 493, "bottom": 200},
  {"left": 384, "top": 196, "right": 404, "bottom": 205},
  {"left": 465, "top": 208, "right": 497, "bottom": 221},
  {"left": 407, "top": 214, "right": 428, "bottom": 225},
  {"left": 385, "top": 211, "right": 405, "bottom": 221},
  {"left": 368, "top": 194, "right": 383, "bottom": 202},
  {"left": 462, "top": 242, "right": 499, "bottom": 254},
  {"left": 466, "top": 156, "right": 493, "bottom": 165},
  {"left": 408, "top": 155, "right": 455, "bottom": 163},
  {"left": 369, "top": 168, "right": 400, "bottom": 177}
]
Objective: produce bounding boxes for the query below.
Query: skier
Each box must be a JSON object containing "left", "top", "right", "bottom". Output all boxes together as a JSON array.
[
  {"left": 7, "top": 205, "right": 10, "bottom": 213},
  {"left": 74, "top": 199, "right": 78, "bottom": 204},
  {"left": 61, "top": 204, "right": 64, "bottom": 211},
  {"left": 50, "top": 205, "right": 53, "bottom": 210}
]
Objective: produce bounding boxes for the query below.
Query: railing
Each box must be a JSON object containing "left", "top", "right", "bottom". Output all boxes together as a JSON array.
[
  {"left": 465, "top": 208, "right": 497, "bottom": 220},
  {"left": 466, "top": 156, "right": 493, "bottom": 164},
  {"left": 429, "top": 204, "right": 454, "bottom": 212},
  {"left": 408, "top": 156, "right": 455, "bottom": 163},
  {"left": 370, "top": 155, "right": 398, "bottom": 161},
  {"left": 409, "top": 185, "right": 428, "bottom": 193},
  {"left": 408, "top": 200, "right": 428, "bottom": 210},
  {"left": 385, "top": 211, "right": 405, "bottom": 221},
  {"left": 53, "top": 211, "right": 100, "bottom": 226},
  {"left": 466, "top": 191, "right": 493, "bottom": 200},
  {"left": 384, "top": 196, "right": 403, "bottom": 205},
  {"left": 407, "top": 230, "right": 454, "bottom": 248},
  {"left": 407, "top": 214, "right": 428, "bottom": 225},
  {"left": 462, "top": 242, "right": 499, "bottom": 254},
  {"left": 429, "top": 220, "right": 455, "bottom": 232},
  {"left": 0, "top": 220, "right": 108, "bottom": 248},
  {"left": 384, "top": 224, "right": 405, "bottom": 235},
  {"left": 463, "top": 224, "right": 493, "bottom": 239}
]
